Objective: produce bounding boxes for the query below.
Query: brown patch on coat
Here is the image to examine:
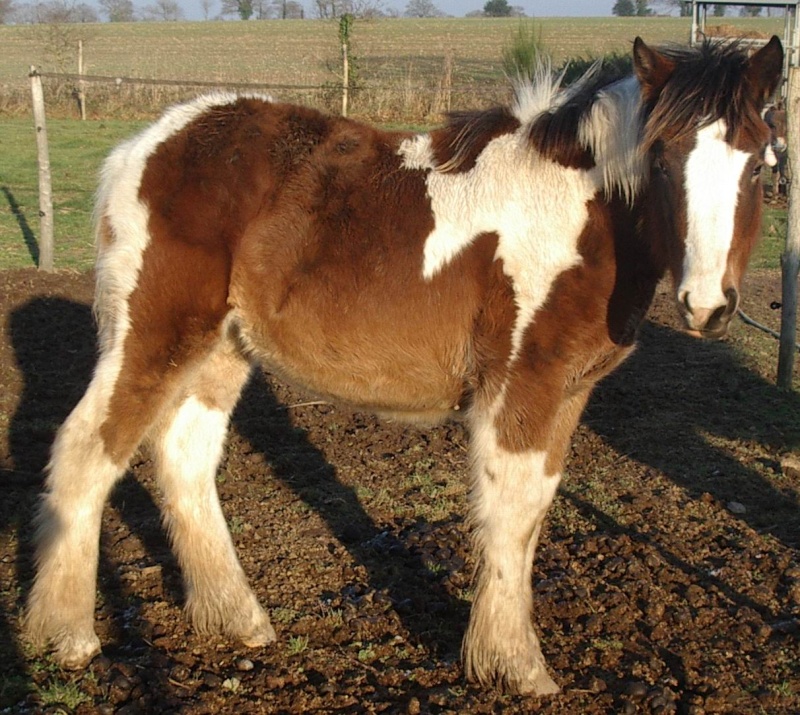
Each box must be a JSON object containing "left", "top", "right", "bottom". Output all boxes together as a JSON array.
[
  {"left": 493, "top": 197, "right": 662, "bottom": 470},
  {"left": 430, "top": 107, "right": 520, "bottom": 173}
]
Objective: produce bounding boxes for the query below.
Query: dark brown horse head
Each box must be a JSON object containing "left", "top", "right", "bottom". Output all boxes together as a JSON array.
[{"left": 634, "top": 36, "right": 783, "bottom": 338}]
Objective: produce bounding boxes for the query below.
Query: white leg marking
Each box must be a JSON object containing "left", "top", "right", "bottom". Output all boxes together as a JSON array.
[
  {"left": 680, "top": 119, "right": 750, "bottom": 312},
  {"left": 463, "top": 408, "right": 561, "bottom": 695},
  {"left": 25, "top": 379, "right": 127, "bottom": 668},
  {"left": 154, "top": 395, "right": 275, "bottom": 647}
]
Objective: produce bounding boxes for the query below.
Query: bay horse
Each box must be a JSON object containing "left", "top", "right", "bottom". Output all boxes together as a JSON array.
[
  {"left": 765, "top": 101, "right": 789, "bottom": 198},
  {"left": 25, "top": 36, "right": 783, "bottom": 695}
]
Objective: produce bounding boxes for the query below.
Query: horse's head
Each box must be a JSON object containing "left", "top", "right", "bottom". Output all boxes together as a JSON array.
[
  {"left": 634, "top": 36, "right": 783, "bottom": 339},
  {"left": 766, "top": 103, "right": 788, "bottom": 154}
]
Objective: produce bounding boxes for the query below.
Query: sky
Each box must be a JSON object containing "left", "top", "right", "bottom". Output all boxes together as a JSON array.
[
  {"left": 406, "top": 0, "right": 617, "bottom": 16},
  {"left": 181, "top": 0, "right": 619, "bottom": 21}
]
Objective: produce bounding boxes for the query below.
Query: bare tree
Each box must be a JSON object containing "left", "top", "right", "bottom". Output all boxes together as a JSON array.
[
  {"left": 268, "top": 0, "right": 303, "bottom": 17},
  {"left": 98, "top": 0, "right": 134, "bottom": 21},
  {"left": 20, "top": 0, "right": 98, "bottom": 22},
  {"left": 0, "top": 0, "right": 16, "bottom": 22},
  {"left": 313, "top": 0, "right": 385, "bottom": 18},
  {"left": 404, "top": 0, "right": 443, "bottom": 17},
  {"left": 200, "top": 0, "right": 213, "bottom": 18},
  {"left": 220, "top": 0, "right": 251, "bottom": 18},
  {"left": 141, "top": 0, "right": 184, "bottom": 20}
]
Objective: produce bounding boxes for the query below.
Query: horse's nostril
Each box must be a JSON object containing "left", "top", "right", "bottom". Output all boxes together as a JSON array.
[
  {"left": 678, "top": 291, "right": 692, "bottom": 316},
  {"left": 725, "top": 287, "right": 739, "bottom": 314}
]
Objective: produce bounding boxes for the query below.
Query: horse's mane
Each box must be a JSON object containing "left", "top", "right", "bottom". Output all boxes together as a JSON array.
[
  {"left": 431, "top": 41, "right": 763, "bottom": 204},
  {"left": 431, "top": 59, "right": 645, "bottom": 201},
  {"left": 642, "top": 39, "right": 766, "bottom": 150}
]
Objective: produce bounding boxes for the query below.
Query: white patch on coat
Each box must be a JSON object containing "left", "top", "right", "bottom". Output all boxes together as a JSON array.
[
  {"left": 462, "top": 399, "right": 561, "bottom": 693},
  {"left": 679, "top": 119, "right": 750, "bottom": 312},
  {"left": 92, "top": 93, "right": 272, "bottom": 418},
  {"left": 397, "top": 68, "right": 646, "bottom": 361},
  {"left": 398, "top": 133, "right": 591, "bottom": 362}
]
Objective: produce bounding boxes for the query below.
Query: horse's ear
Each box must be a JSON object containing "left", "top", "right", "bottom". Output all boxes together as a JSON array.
[
  {"left": 745, "top": 35, "right": 784, "bottom": 105},
  {"left": 632, "top": 37, "right": 675, "bottom": 102}
]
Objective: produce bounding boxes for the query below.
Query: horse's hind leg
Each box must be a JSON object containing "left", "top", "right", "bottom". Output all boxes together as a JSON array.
[
  {"left": 148, "top": 336, "right": 275, "bottom": 648},
  {"left": 26, "top": 241, "right": 233, "bottom": 666},
  {"left": 24, "top": 356, "right": 132, "bottom": 668},
  {"left": 24, "top": 316, "right": 193, "bottom": 668}
]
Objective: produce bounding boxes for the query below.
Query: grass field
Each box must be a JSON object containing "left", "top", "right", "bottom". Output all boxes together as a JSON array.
[
  {"left": 0, "top": 16, "right": 786, "bottom": 119},
  {"left": 0, "top": 119, "right": 144, "bottom": 269}
]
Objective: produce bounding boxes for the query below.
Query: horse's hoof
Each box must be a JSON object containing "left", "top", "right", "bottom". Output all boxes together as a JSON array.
[
  {"left": 526, "top": 668, "right": 560, "bottom": 696},
  {"left": 239, "top": 620, "right": 277, "bottom": 648},
  {"left": 52, "top": 633, "right": 102, "bottom": 670}
]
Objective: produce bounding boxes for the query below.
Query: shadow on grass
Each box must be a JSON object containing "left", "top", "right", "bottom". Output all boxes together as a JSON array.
[{"left": 2, "top": 186, "right": 38, "bottom": 266}]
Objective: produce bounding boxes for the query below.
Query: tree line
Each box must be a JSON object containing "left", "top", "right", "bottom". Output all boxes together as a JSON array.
[
  {"left": 613, "top": 1, "right": 783, "bottom": 16},
  {"left": 0, "top": 0, "right": 531, "bottom": 24}
]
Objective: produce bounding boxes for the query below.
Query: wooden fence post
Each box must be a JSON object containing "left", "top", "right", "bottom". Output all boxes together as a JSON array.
[
  {"left": 342, "top": 39, "right": 349, "bottom": 117},
  {"left": 77, "top": 39, "right": 87, "bottom": 121},
  {"left": 29, "top": 66, "right": 54, "bottom": 272},
  {"left": 339, "top": 14, "right": 353, "bottom": 118},
  {"left": 779, "top": 65, "right": 800, "bottom": 389}
]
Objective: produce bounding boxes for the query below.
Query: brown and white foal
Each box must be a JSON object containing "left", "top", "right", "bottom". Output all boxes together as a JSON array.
[{"left": 26, "top": 37, "right": 783, "bottom": 694}]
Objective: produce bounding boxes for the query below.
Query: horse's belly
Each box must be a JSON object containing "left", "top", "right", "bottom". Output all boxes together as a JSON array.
[{"left": 233, "top": 307, "right": 472, "bottom": 419}]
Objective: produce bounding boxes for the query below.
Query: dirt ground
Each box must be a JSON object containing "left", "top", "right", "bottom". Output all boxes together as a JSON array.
[{"left": 0, "top": 266, "right": 798, "bottom": 715}]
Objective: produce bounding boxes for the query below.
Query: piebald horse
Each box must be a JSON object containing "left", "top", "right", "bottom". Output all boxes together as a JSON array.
[{"left": 26, "top": 37, "right": 783, "bottom": 695}]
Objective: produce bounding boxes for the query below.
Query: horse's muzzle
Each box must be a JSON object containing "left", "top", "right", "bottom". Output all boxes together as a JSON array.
[{"left": 677, "top": 287, "right": 739, "bottom": 339}]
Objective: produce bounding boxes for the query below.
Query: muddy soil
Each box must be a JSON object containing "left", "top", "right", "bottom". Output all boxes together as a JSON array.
[{"left": 0, "top": 267, "right": 798, "bottom": 714}]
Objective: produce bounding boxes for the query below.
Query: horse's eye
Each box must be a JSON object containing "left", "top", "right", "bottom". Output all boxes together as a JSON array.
[{"left": 653, "top": 156, "right": 668, "bottom": 177}]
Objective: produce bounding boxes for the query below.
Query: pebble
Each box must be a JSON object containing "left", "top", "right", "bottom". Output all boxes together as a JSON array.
[
  {"left": 235, "top": 658, "right": 255, "bottom": 672},
  {"left": 726, "top": 501, "right": 747, "bottom": 515},
  {"left": 588, "top": 676, "right": 607, "bottom": 693},
  {"left": 202, "top": 672, "right": 222, "bottom": 688},
  {"left": 170, "top": 664, "right": 191, "bottom": 682},
  {"left": 407, "top": 696, "right": 421, "bottom": 715},
  {"left": 222, "top": 677, "right": 241, "bottom": 692},
  {"left": 625, "top": 681, "right": 648, "bottom": 701},
  {"left": 92, "top": 655, "right": 112, "bottom": 674},
  {"left": 109, "top": 675, "right": 133, "bottom": 703}
]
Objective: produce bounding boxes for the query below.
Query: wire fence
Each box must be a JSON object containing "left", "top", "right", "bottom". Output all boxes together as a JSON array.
[{"left": 23, "top": 60, "right": 505, "bottom": 124}]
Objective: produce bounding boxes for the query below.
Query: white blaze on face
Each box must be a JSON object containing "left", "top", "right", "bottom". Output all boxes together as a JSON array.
[{"left": 679, "top": 119, "right": 750, "bottom": 313}]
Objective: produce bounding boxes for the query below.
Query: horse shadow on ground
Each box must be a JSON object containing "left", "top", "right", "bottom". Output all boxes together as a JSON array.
[
  {"left": 4, "top": 297, "right": 188, "bottom": 707},
  {"left": 1, "top": 186, "right": 38, "bottom": 265},
  {"left": 584, "top": 319, "right": 800, "bottom": 550}
]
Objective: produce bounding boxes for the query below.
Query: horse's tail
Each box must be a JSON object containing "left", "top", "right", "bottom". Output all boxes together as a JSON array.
[{"left": 91, "top": 133, "right": 153, "bottom": 352}]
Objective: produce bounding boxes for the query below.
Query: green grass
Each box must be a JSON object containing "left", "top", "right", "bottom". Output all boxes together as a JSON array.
[
  {"left": 755, "top": 205, "right": 789, "bottom": 270},
  {"left": 0, "top": 117, "right": 143, "bottom": 270}
]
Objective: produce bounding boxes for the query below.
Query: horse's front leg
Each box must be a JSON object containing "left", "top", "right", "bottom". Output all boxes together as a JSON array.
[{"left": 463, "top": 390, "right": 588, "bottom": 695}]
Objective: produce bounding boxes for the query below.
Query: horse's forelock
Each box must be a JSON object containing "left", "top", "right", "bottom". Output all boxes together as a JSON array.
[{"left": 642, "top": 40, "right": 762, "bottom": 151}]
